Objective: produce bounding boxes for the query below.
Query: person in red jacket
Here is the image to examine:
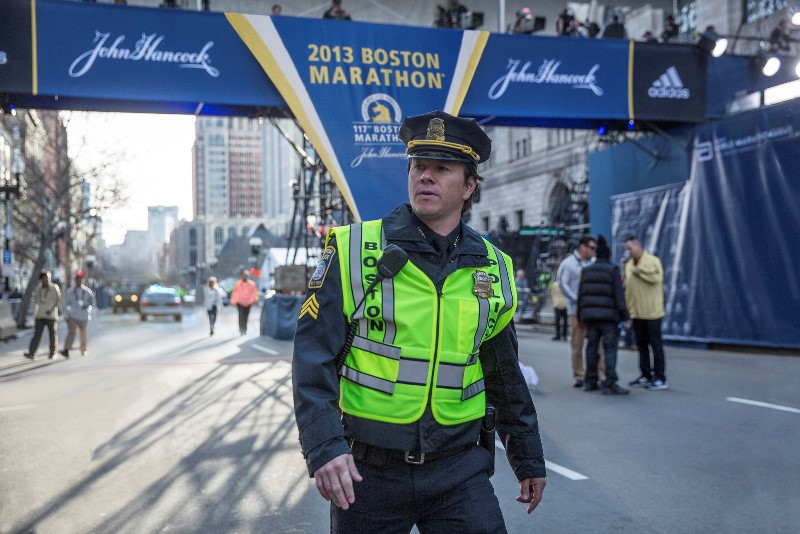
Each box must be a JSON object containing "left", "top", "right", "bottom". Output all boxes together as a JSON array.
[{"left": 230, "top": 270, "right": 259, "bottom": 335}]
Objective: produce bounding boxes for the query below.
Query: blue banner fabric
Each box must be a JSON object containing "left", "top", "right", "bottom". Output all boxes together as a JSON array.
[{"left": 35, "top": 2, "right": 283, "bottom": 107}]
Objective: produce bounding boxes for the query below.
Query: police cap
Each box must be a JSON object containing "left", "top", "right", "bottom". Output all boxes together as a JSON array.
[{"left": 399, "top": 110, "right": 492, "bottom": 164}]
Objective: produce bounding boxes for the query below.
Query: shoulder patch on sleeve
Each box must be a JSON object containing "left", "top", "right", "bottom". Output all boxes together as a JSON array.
[
  {"left": 299, "top": 294, "right": 320, "bottom": 321},
  {"left": 308, "top": 246, "right": 336, "bottom": 289}
]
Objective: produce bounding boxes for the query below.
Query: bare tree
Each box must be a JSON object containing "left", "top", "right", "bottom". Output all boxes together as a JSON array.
[{"left": 10, "top": 110, "right": 127, "bottom": 327}]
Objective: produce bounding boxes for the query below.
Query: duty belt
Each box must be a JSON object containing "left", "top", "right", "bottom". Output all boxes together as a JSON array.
[{"left": 350, "top": 439, "right": 472, "bottom": 466}]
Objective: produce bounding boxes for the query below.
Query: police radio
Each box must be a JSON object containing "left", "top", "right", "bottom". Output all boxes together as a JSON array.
[{"left": 335, "top": 244, "right": 408, "bottom": 373}]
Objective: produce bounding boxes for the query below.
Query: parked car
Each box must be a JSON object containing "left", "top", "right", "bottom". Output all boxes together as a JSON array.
[
  {"left": 113, "top": 283, "right": 144, "bottom": 314},
  {"left": 139, "top": 285, "right": 183, "bottom": 322}
]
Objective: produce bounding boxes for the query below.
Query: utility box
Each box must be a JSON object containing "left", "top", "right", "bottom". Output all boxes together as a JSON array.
[{"left": 275, "top": 265, "right": 307, "bottom": 292}]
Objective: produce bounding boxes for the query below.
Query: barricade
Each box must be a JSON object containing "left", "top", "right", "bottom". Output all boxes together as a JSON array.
[{"left": 0, "top": 301, "right": 18, "bottom": 341}]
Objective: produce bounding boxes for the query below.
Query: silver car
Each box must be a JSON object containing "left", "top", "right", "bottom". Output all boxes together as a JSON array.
[{"left": 139, "top": 286, "right": 183, "bottom": 322}]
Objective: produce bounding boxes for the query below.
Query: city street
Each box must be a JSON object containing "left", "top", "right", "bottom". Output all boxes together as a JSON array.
[{"left": 1, "top": 308, "right": 798, "bottom": 533}]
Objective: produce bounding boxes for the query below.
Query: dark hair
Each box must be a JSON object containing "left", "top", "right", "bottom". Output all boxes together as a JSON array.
[
  {"left": 623, "top": 235, "right": 640, "bottom": 244},
  {"left": 578, "top": 235, "right": 596, "bottom": 247},
  {"left": 39, "top": 270, "right": 51, "bottom": 280},
  {"left": 595, "top": 235, "right": 611, "bottom": 259}
]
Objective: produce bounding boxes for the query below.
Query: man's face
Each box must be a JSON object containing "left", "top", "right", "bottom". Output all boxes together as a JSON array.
[
  {"left": 578, "top": 240, "right": 596, "bottom": 261},
  {"left": 623, "top": 240, "right": 642, "bottom": 259},
  {"left": 241, "top": 272, "right": 249, "bottom": 281},
  {"left": 75, "top": 277, "right": 84, "bottom": 287},
  {"left": 408, "top": 157, "right": 475, "bottom": 226},
  {"left": 40, "top": 273, "right": 51, "bottom": 286}
]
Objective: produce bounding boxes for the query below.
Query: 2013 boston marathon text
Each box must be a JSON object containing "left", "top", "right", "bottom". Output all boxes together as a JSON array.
[{"left": 308, "top": 44, "right": 445, "bottom": 88}]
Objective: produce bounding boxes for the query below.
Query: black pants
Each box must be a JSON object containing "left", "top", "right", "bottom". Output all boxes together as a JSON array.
[
  {"left": 207, "top": 305, "right": 218, "bottom": 331},
  {"left": 553, "top": 308, "right": 568, "bottom": 339},
  {"left": 633, "top": 318, "right": 666, "bottom": 381},
  {"left": 331, "top": 444, "right": 506, "bottom": 533},
  {"left": 237, "top": 304, "right": 251, "bottom": 333},
  {"left": 585, "top": 321, "right": 619, "bottom": 386},
  {"left": 29, "top": 318, "right": 57, "bottom": 356}
]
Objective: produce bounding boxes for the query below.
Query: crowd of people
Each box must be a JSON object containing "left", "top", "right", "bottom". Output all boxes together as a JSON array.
[{"left": 554, "top": 233, "right": 667, "bottom": 395}]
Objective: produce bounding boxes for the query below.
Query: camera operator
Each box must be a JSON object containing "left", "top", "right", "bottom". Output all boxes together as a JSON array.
[{"left": 436, "top": 0, "right": 468, "bottom": 28}]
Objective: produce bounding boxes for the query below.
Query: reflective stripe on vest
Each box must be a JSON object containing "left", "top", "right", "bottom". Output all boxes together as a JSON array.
[{"left": 330, "top": 220, "right": 517, "bottom": 425}]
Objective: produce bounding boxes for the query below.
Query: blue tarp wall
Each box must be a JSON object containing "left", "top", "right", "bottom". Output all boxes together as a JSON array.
[{"left": 589, "top": 101, "right": 800, "bottom": 349}]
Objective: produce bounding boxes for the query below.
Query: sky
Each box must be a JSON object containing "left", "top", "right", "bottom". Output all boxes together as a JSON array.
[{"left": 66, "top": 112, "right": 197, "bottom": 246}]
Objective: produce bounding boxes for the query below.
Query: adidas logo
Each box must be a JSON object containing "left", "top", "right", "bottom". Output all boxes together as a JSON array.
[{"left": 647, "top": 66, "right": 690, "bottom": 99}]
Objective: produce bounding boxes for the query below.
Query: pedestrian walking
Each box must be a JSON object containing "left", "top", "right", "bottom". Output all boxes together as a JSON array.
[
  {"left": 204, "top": 276, "right": 226, "bottom": 336},
  {"left": 623, "top": 236, "right": 668, "bottom": 390},
  {"left": 576, "top": 236, "right": 630, "bottom": 394},
  {"left": 292, "top": 110, "right": 546, "bottom": 533},
  {"left": 59, "top": 270, "right": 95, "bottom": 357},
  {"left": 24, "top": 271, "right": 62, "bottom": 360},
  {"left": 230, "top": 270, "right": 259, "bottom": 335}
]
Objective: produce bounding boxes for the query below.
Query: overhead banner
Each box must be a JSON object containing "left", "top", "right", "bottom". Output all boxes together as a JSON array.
[
  {"left": 227, "top": 14, "right": 485, "bottom": 220},
  {"left": 0, "top": 0, "right": 712, "bottom": 221}
]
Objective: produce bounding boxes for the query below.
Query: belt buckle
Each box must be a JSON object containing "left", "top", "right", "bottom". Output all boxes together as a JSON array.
[{"left": 404, "top": 451, "right": 425, "bottom": 465}]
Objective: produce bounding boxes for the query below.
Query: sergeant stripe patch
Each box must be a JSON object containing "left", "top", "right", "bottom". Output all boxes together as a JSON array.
[{"left": 299, "top": 294, "right": 320, "bottom": 320}]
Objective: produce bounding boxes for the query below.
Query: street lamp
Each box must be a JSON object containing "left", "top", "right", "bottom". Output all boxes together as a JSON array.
[{"left": 1, "top": 149, "right": 24, "bottom": 291}]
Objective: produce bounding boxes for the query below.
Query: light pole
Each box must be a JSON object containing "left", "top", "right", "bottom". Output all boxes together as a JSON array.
[
  {"left": 249, "top": 236, "right": 263, "bottom": 288},
  {"left": 196, "top": 260, "right": 206, "bottom": 306},
  {"left": 1, "top": 149, "right": 24, "bottom": 292}
]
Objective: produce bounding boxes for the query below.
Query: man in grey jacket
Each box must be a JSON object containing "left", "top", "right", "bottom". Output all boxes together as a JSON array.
[
  {"left": 557, "top": 235, "right": 603, "bottom": 387},
  {"left": 24, "top": 271, "right": 62, "bottom": 360},
  {"left": 60, "top": 271, "right": 95, "bottom": 357}
]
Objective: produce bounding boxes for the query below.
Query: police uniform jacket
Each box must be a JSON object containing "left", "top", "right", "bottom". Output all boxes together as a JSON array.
[{"left": 292, "top": 204, "right": 545, "bottom": 482}]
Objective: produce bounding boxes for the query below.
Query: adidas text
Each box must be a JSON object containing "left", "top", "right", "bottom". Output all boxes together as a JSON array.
[{"left": 648, "top": 86, "right": 690, "bottom": 99}]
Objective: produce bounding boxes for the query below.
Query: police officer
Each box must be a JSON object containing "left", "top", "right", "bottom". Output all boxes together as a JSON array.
[{"left": 292, "top": 110, "right": 546, "bottom": 532}]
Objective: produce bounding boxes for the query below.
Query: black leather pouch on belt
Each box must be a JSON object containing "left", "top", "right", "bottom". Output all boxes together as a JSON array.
[{"left": 478, "top": 404, "right": 496, "bottom": 477}]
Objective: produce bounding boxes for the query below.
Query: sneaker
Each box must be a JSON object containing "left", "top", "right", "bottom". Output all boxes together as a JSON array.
[
  {"left": 646, "top": 379, "right": 668, "bottom": 391},
  {"left": 601, "top": 383, "right": 630, "bottom": 395},
  {"left": 582, "top": 382, "right": 599, "bottom": 392},
  {"left": 23, "top": 352, "right": 37, "bottom": 360},
  {"left": 60, "top": 349, "right": 69, "bottom": 358},
  {"left": 81, "top": 351, "right": 87, "bottom": 356},
  {"left": 629, "top": 376, "right": 651, "bottom": 388},
  {"left": 572, "top": 379, "right": 584, "bottom": 388},
  {"left": 48, "top": 352, "right": 57, "bottom": 359}
]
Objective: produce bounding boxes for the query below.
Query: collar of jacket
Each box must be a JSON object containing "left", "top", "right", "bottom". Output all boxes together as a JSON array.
[{"left": 381, "top": 204, "right": 490, "bottom": 268}]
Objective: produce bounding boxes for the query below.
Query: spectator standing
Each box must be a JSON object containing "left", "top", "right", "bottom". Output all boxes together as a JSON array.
[
  {"left": 557, "top": 235, "right": 604, "bottom": 387},
  {"left": 437, "top": 0, "right": 469, "bottom": 28},
  {"left": 661, "top": 14, "right": 679, "bottom": 42},
  {"left": 642, "top": 30, "right": 658, "bottom": 42},
  {"left": 769, "top": 19, "right": 791, "bottom": 53},
  {"left": 24, "top": 271, "right": 62, "bottom": 360},
  {"left": 623, "top": 236, "right": 668, "bottom": 390},
  {"left": 600, "top": 15, "right": 627, "bottom": 39},
  {"left": 230, "top": 270, "right": 259, "bottom": 335},
  {"left": 323, "top": 0, "right": 351, "bottom": 20},
  {"left": 271, "top": 4, "right": 282, "bottom": 15},
  {"left": 60, "top": 271, "right": 95, "bottom": 357},
  {"left": 550, "top": 276, "right": 568, "bottom": 340},
  {"left": 204, "top": 276, "right": 227, "bottom": 336},
  {"left": 577, "top": 236, "right": 629, "bottom": 394}
]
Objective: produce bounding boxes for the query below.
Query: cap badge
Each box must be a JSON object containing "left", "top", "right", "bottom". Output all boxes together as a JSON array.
[
  {"left": 426, "top": 118, "right": 446, "bottom": 142},
  {"left": 472, "top": 271, "right": 494, "bottom": 299}
]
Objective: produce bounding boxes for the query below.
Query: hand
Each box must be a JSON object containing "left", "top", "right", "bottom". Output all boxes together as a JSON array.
[
  {"left": 516, "top": 476, "right": 546, "bottom": 514},
  {"left": 313, "top": 453, "right": 363, "bottom": 510}
]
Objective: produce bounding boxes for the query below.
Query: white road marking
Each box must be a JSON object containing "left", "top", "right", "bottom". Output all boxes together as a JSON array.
[
  {"left": 252, "top": 344, "right": 278, "bottom": 355},
  {"left": 0, "top": 404, "right": 38, "bottom": 413},
  {"left": 726, "top": 397, "right": 800, "bottom": 414},
  {"left": 495, "top": 437, "right": 588, "bottom": 480}
]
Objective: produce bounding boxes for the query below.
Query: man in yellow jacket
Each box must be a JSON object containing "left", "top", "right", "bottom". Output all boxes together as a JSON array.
[{"left": 622, "top": 236, "right": 667, "bottom": 390}]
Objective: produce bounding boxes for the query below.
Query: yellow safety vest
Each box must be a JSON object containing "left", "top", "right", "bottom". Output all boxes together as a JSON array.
[{"left": 330, "top": 220, "right": 517, "bottom": 425}]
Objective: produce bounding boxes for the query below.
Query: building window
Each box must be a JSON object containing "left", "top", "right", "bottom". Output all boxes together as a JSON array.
[
  {"left": 214, "top": 226, "right": 223, "bottom": 245},
  {"left": 745, "top": 0, "right": 787, "bottom": 23},
  {"left": 482, "top": 216, "right": 490, "bottom": 232},
  {"left": 228, "top": 227, "right": 236, "bottom": 240},
  {"left": 242, "top": 226, "right": 250, "bottom": 237},
  {"left": 189, "top": 228, "right": 197, "bottom": 246},
  {"left": 515, "top": 210, "right": 524, "bottom": 229}
]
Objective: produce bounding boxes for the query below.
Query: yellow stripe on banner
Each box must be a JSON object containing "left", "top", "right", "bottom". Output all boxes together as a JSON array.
[
  {"left": 31, "top": 0, "right": 38, "bottom": 95},
  {"left": 627, "top": 40, "right": 635, "bottom": 120},
  {"left": 451, "top": 31, "right": 489, "bottom": 116},
  {"left": 225, "top": 13, "right": 360, "bottom": 220}
]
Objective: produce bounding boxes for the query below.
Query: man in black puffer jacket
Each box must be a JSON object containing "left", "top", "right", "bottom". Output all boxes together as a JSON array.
[{"left": 577, "top": 235, "right": 630, "bottom": 395}]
